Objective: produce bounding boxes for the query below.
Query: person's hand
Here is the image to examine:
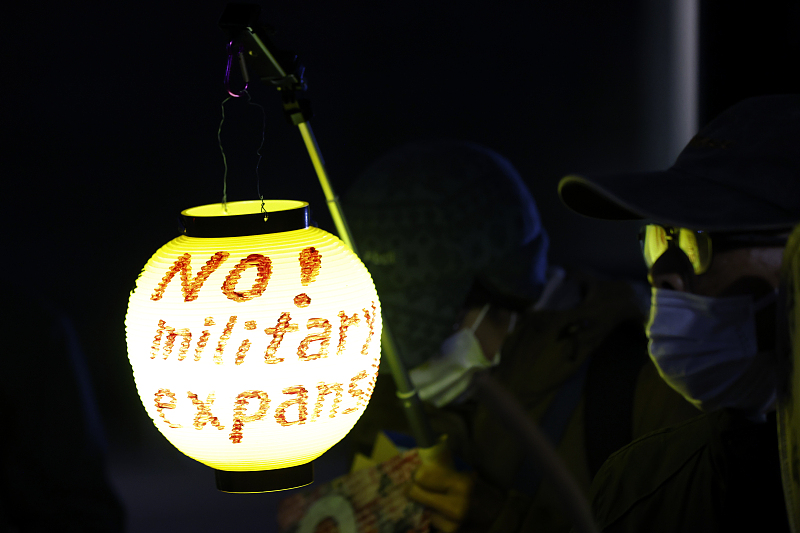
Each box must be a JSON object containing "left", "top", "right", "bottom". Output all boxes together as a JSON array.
[{"left": 407, "top": 461, "right": 474, "bottom": 532}]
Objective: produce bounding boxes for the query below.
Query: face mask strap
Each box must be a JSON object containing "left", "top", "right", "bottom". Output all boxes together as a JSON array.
[
  {"left": 711, "top": 231, "right": 790, "bottom": 252},
  {"left": 507, "top": 312, "right": 519, "bottom": 335},
  {"left": 469, "top": 303, "right": 491, "bottom": 333},
  {"left": 753, "top": 289, "right": 779, "bottom": 312}
]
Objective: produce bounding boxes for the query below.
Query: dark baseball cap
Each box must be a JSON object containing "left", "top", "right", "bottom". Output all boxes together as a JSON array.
[{"left": 559, "top": 94, "right": 800, "bottom": 232}]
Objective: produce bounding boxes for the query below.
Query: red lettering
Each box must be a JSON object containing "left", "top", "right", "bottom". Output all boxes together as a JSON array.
[
  {"left": 297, "top": 318, "right": 332, "bottom": 361},
  {"left": 194, "top": 330, "right": 211, "bottom": 361},
  {"left": 294, "top": 293, "right": 312, "bottom": 307},
  {"left": 361, "top": 302, "right": 378, "bottom": 356},
  {"left": 221, "top": 254, "right": 272, "bottom": 302},
  {"left": 336, "top": 311, "right": 361, "bottom": 356},
  {"left": 187, "top": 391, "right": 225, "bottom": 431},
  {"left": 214, "top": 316, "right": 237, "bottom": 365},
  {"left": 234, "top": 339, "right": 251, "bottom": 365},
  {"left": 229, "top": 391, "right": 270, "bottom": 443},
  {"left": 150, "top": 320, "right": 192, "bottom": 361},
  {"left": 263, "top": 313, "right": 298, "bottom": 364},
  {"left": 299, "top": 247, "right": 322, "bottom": 286},
  {"left": 343, "top": 371, "right": 370, "bottom": 414},
  {"left": 233, "top": 321, "right": 259, "bottom": 364},
  {"left": 234, "top": 339, "right": 252, "bottom": 365},
  {"left": 150, "top": 252, "right": 230, "bottom": 302},
  {"left": 275, "top": 386, "right": 309, "bottom": 426},
  {"left": 313, "top": 382, "right": 343, "bottom": 421},
  {"left": 154, "top": 389, "right": 181, "bottom": 428}
]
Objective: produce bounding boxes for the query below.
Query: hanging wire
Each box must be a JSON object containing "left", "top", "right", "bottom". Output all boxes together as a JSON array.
[
  {"left": 217, "top": 91, "right": 269, "bottom": 218},
  {"left": 217, "top": 96, "right": 232, "bottom": 213},
  {"left": 244, "top": 91, "right": 269, "bottom": 221}
]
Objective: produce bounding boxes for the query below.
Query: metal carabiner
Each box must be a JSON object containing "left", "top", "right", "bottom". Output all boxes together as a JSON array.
[{"left": 224, "top": 40, "right": 250, "bottom": 97}]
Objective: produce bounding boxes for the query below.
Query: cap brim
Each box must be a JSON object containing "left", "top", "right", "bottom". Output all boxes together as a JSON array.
[{"left": 559, "top": 171, "right": 798, "bottom": 232}]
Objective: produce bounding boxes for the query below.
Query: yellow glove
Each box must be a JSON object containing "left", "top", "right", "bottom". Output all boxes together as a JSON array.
[{"left": 407, "top": 460, "right": 474, "bottom": 532}]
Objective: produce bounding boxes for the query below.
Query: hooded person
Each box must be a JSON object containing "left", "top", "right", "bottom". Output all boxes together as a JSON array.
[
  {"left": 343, "top": 140, "right": 698, "bottom": 533},
  {"left": 558, "top": 94, "right": 800, "bottom": 532}
]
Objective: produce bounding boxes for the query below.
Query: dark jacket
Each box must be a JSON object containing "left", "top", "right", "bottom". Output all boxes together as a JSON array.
[
  {"left": 591, "top": 409, "right": 789, "bottom": 533},
  {"left": 440, "top": 272, "right": 699, "bottom": 532}
]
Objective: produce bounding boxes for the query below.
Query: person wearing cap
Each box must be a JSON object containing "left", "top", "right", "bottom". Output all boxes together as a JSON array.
[
  {"left": 344, "top": 139, "right": 698, "bottom": 533},
  {"left": 558, "top": 94, "right": 799, "bottom": 531}
]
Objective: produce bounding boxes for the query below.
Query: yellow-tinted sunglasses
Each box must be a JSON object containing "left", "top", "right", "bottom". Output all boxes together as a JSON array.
[
  {"left": 638, "top": 225, "right": 788, "bottom": 275},
  {"left": 639, "top": 226, "right": 711, "bottom": 274}
]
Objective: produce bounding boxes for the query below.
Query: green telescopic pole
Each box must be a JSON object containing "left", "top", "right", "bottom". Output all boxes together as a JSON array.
[
  {"left": 297, "top": 121, "right": 437, "bottom": 448},
  {"left": 222, "top": 16, "right": 437, "bottom": 450}
]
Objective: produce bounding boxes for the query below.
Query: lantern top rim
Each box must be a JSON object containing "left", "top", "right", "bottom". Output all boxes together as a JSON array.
[{"left": 179, "top": 200, "right": 310, "bottom": 237}]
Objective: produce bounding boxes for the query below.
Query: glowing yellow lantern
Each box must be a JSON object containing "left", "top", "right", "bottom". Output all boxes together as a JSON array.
[{"left": 125, "top": 200, "right": 381, "bottom": 492}]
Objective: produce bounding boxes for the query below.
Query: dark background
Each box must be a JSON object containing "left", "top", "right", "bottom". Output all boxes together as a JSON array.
[{"left": 3, "top": 1, "right": 799, "bottom": 531}]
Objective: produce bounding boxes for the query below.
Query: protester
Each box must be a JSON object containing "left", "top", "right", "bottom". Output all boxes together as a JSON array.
[
  {"left": 343, "top": 139, "right": 698, "bottom": 532},
  {"left": 558, "top": 94, "right": 800, "bottom": 531}
]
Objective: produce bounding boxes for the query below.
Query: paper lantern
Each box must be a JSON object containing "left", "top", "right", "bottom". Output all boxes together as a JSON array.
[{"left": 125, "top": 200, "right": 382, "bottom": 492}]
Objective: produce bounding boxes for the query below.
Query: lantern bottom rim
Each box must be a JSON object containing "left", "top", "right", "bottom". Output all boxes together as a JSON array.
[{"left": 214, "top": 463, "right": 314, "bottom": 493}]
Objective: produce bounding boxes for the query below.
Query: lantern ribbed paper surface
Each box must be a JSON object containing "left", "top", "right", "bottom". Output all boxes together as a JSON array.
[{"left": 125, "top": 201, "right": 381, "bottom": 491}]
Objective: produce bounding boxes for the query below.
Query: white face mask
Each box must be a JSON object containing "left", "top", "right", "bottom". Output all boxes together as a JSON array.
[
  {"left": 647, "top": 287, "right": 779, "bottom": 422},
  {"left": 409, "top": 304, "right": 500, "bottom": 407}
]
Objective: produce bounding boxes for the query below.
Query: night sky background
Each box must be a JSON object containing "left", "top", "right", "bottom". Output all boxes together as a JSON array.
[{"left": 4, "top": 1, "right": 800, "bottom": 531}]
